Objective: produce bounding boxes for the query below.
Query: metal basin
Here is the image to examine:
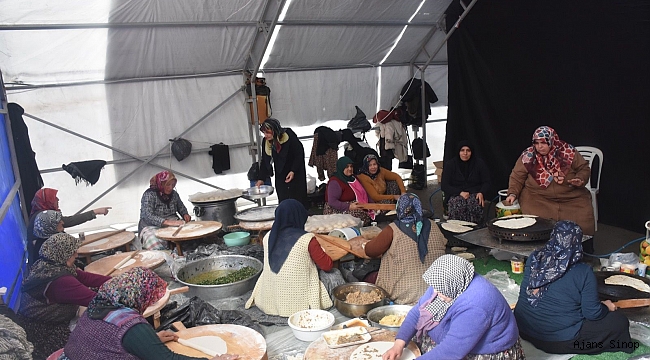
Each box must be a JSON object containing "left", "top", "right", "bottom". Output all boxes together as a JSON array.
[
  {"left": 175, "top": 255, "right": 262, "bottom": 300},
  {"left": 242, "top": 185, "right": 274, "bottom": 200},
  {"left": 366, "top": 305, "right": 413, "bottom": 330},
  {"left": 332, "top": 282, "right": 389, "bottom": 318}
]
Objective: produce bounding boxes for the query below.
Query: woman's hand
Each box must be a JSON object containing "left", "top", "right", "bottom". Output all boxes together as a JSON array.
[
  {"left": 476, "top": 193, "right": 485, "bottom": 207},
  {"left": 255, "top": 180, "right": 264, "bottom": 187},
  {"left": 285, "top": 171, "right": 295, "bottom": 183},
  {"left": 93, "top": 207, "right": 112, "bottom": 216},
  {"left": 503, "top": 195, "right": 516, "bottom": 206},
  {"left": 460, "top": 191, "right": 470, "bottom": 200},
  {"left": 348, "top": 236, "right": 370, "bottom": 255},
  {"left": 602, "top": 299, "right": 617, "bottom": 312},
  {"left": 567, "top": 178, "right": 584, "bottom": 187},
  {"left": 164, "top": 219, "right": 185, "bottom": 227},
  {"left": 156, "top": 330, "right": 178, "bottom": 343},
  {"left": 211, "top": 355, "right": 238, "bottom": 360},
  {"left": 383, "top": 340, "right": 407, "bottom": 360},
  {"left": 393, "top": 195, "right": 401, "bottom": 201},
  {"left": 349, "top": 201, "right": 360, "bottom": 210},
  {"left": 183, "top": 214, "right": 192, "bottom": 222}
]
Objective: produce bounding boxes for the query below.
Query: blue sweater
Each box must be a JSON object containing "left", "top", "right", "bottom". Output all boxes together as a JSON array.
[
  {"left": 514, "top": 258, "right": 608, "bottom": 342},
  {"left": 397, "top": 275, "right": 519, "bottom": 359}
]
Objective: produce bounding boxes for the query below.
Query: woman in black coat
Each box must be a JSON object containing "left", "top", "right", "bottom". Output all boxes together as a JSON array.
[
  {"left": 441, "top": 140, "right": 491, "bottom": 223},
  {"left": 256, "top": 118, "right": 308, "bottom": 208}
]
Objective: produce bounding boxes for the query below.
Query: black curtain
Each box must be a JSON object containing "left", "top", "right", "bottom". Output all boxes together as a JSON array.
[{"left": 445, "top": 0, "right": 650, "bottom": 232}]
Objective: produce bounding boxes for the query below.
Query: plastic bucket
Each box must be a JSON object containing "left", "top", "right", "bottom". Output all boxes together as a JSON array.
[
  {"left": 495, "top": 201, "right": 522, "bottom": 218},
  {"left": 329, "top": 227, "right": 361, "bottom": 240}
]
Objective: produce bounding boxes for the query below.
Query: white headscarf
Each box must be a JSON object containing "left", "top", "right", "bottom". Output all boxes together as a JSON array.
[{"left": 422, "top": 254, "right": 475, "bottom": 321}]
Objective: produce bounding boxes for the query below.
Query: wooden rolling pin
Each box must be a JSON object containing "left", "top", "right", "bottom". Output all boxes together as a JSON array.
[
  {"left": 81, "top": 228, "right": 127, "bottom": 247},
  {"left": 613, "top": 298, "right": 650, "bottom": 309},
  {"left": 104, "top": 250, "right": 140, "bottom": 276}
]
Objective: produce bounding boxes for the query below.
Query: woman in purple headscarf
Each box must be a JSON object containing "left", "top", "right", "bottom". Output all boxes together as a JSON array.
[{"left": 514, "top": 220, "right": 632, "bottom": 355}]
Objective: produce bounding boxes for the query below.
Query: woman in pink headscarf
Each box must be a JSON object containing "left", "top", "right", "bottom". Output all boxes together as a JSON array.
[
  {"left": 138, "top": 171, "right": 191, "bottom": 250},
  {"left": 503, "top": 126, "right": 595, "bottom": 235}
]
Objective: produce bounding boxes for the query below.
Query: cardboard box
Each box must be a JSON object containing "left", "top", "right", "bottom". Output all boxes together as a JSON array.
[{"left": 433, "top": 161, "right": 444, "bottom": 183}]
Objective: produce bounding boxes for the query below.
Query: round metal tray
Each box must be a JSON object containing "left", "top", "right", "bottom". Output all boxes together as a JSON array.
[
  {"left": 486, "top": 216, "right": 555, "bottom": 242},
  {"left": 234, "top": 205, "right": 278, "bottom": 222},
  {"left": 242, "top": 185, "right": 274, "bottom": 200}
]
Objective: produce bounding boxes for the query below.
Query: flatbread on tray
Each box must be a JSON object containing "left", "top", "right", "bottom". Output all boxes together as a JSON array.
[
  {"left": 446, "top": 219, "right": 477, "bottom": 227},
  {"left": 605, "top": 275, "right": 650, "bottom": 293},
  {"left": 441, "top": 222, "right": 473, "bottom": 233},
  {"left": 492, "top": 217, "right": 537, "bottom": 229}
]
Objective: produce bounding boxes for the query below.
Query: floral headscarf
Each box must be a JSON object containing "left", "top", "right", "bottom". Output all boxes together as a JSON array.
[
  {"left": 87, "top": 267, "right": 167, "bottom": 319},
  {"left": 521, "top": 126, "right": 576, "bottom": 188},
  {"left": 394, "top": 194, "right": 431, "bottom": 262},
  {"left": 149, "top": 171, "right": 177, "bottom": 203},
  {"left": 268, "top": 199, "right": 308, "bottom": 273},
  {"left": 22, "top": 233, "right": 81, "bottom": 292},
  {"left": 360, "top": 154, "right": 381, "bottom": 180},
  {"left": 421, "top": 255, "right": 475, "bottom": 321},
  {"left": 526, "top": 220, "right": 583, "bottom": 307},
  {"left": 33, "top": 210, "right": 63, "bottom": 239},
  {"left": 30, "top": 188, "right": 59, "bottom": 216}
]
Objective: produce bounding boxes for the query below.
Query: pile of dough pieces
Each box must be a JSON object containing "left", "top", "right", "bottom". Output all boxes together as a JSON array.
[
  {"left": 304, "top": 214, "right": 361, "bottom": 233},
  {"left": 188, "top": 189, "right": 244, "bottom": 202}
]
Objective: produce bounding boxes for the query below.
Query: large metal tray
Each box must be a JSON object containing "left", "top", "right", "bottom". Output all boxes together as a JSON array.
[
  {"left": 487, "top": 216, "right": 556, "bottom": 242},
  {"left": 242, "top": 185, "right": 274, "bottom": 200},
  {"left": 234, "top": 205, "right": 278, "bottom": 222}
]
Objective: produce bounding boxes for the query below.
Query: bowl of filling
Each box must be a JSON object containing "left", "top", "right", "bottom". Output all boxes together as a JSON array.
[
  {"left": 288, "top": 309, "right": 335, "bottom": 342},
  {"left": 366, "top": 304, "right": 413, "bottom": 330},
  {"left": 332, "top": 282, "right": 390, "bottom": 318}
]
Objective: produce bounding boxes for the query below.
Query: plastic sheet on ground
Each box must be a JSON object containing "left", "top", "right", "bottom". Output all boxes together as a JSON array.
[{"left": 483, "top": 269, "right": 520, "bottom": 306}]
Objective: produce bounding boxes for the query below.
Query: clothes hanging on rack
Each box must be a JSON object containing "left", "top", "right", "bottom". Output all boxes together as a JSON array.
[
  {"left": 308, "top": 133, "right": 338, "bottom": 181},
  {"left": 209, "top": 143, "right": 230, "bottom": 174},
  {"left": 399, "top": 79, "right": 438, "bottom": 126},
  {"left": 378, "top": 120, "right": 408, "bottom": 163}
]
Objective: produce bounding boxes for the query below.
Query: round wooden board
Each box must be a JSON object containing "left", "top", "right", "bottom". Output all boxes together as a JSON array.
[
  {"left": 156, "top": 221, "right": 223, "bottom": 241},
  {"left": 304, "top": 328, "right": 421, "bottom": 360},
  {"left": 85, "top": 250, "right": 165, "bottom": 276},
  {"left": 78, "top": 231, "right": 135, "bottom": 255},
  {"left": 166, "top": 324, "right": 267, "bottom": 360}
]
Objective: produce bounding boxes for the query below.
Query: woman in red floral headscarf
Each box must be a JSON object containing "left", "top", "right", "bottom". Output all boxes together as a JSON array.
[
  {"left": 503, "top": 126, "right": 595, "bottom": 235},
  {"left": 138, "top": 171, "right": 191, "bottom": 250}
]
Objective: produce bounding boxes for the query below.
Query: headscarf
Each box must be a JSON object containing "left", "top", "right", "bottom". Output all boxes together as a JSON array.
[
  {"left": 394, "top": 193, "right": 431, "bottom": 262},
  {"left": 30, "top": 188, "right": 59, "bottom": 216},
  {"left": 526, "top": 220, "right": 583, "bottom": 307},
  {"left": 22, "top": 233, "right": 81, "bottom": 292},
  {"left": 148, "top": 171, "right": 177, "bottom": 203},
  {"left": 334, "top": 156, "right": 355, "bottom": 183},
  {"left": 260, "top": 118, "right": 289, "bottom": 155},
  {"left": 33, "top": 210, "right": 63, "bottom": 239},
  {"left": 267, "top": 199, "right": 309, "bottom": 273},
  {"left": 421, "top": 255, "right": 475, "bottom": 322},
  {"left": 521, "top": 126, "right": 576, "bottom": 188},
  {"left": 87, "top": 267, "right": 167, "bottom": 319},
  {"left": 360, "top": 154, "right": 381, "bottom": 180},
  {"left": 456, "top": 140, "right": 474, "bottom": 178},
  {"left": 0, "top": 313, "right": 33, "bottom": 360}
]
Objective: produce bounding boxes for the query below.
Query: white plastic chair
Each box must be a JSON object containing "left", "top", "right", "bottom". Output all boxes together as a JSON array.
[{"left": 576, "top": 146, "right": 603, "bottom": 231}]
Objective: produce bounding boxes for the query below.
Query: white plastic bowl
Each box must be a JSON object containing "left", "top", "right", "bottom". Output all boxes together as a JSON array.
[{"left": 288, "top": 309, "right": 335, "bottom": 342}]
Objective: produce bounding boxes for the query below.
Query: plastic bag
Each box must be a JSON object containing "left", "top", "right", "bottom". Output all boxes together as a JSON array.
[
  {"left": 609, "top": 253, "right": 638, "bottom": 266},
  {"left": 630, "top": 321, "right": 650, "bottom": 347},
  {"left": 483, "top": 269, "right": 520, "bottom": 306},
  {"left": 158, "top": 296, "right": 265, "bottom": 335},
  {"left": 171, "top": 138, "right": 192, "bottom": 161}
]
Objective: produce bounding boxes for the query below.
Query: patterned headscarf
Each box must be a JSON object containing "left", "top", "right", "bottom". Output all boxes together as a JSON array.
[
  {"left": 149, "top": 171, "right": 177, "bottom": 203},
  {"left": 30, "top": 188, "right": 59, "bottom": 216},
  {"left": 394, "top": 193, "right": 431, "bottom": 262},
  {"left": 0, "top": 314, "right": 33, "bottom": 360},
  {"left": 521, "top": 126, "right": 576, "bottom": 188},
  {"left": 87, "top": 267, "right": 167, "bottom": 319},
  {"left": 33, "top": 210, "right": 63, "bottom": 239},
  {"left": 526, "top": 220, "right": 583, "bottom": 307},
  {"left": 267, "top": 199, "right": 309, "bottom": 273},
  {"left": 22, "top": 233, "right": 81, "bottom": 292},
  {"left": 421, "top": 254, "right": 475, "bottom": 321},
  {"left": 360, "top": 154, "right": 381, "bottom": 180},
  {"left": 334, "top": 156, "right": 356, "bottom": 182},
  {"left": 260, "top": 118, "right": 288, "bottom": 154}
]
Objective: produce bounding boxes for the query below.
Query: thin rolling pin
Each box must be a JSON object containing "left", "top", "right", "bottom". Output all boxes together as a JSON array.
[{"left": 104, "top": 251, "right": 140, "bottom": 276}]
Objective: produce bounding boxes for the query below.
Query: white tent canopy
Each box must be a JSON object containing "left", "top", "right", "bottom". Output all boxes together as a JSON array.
[{"left": 0, "top": 0, "right": 473, "bottom": 230}]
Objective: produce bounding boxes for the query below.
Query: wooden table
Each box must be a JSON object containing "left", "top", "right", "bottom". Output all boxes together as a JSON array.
[
  {"left": 304, "top": 328, "right": 421, "bottom": 360},
  {"left": 77, "top": 231, "right": 135, "bottom": 263},
  {"left": 85, "top": 250, "right": 166, "bottom": 276},
  {"left": 155, "top": 221, "right": 222, "bottom": 255},
  {"left": 167, "top": 322, "right": 267, "bottom": 360}
]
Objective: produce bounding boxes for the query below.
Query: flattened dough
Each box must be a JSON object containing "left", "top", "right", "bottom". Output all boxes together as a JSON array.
[
  {"left": 605, "top": 275, "right": 650, "bottom": 293},
  {"left": 493, "top": 217, "right": 536, "bottom": 229},
  {"left": 350, "top": 341, "right": 415, "bottom": 360},
  {"left": 185, "top": 335, "right": 228, "bottom": 356},
  {"left": 441, "top": 223, "right": 473, "bottom": 233}
]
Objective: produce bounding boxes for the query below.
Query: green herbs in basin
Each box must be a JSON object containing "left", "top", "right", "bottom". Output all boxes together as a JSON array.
[{"left": 188, "top": 266, "right": 258, "bottom": 285}]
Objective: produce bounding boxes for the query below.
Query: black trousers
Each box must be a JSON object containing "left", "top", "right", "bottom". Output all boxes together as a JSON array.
[{"left": 522, "top": 311, "right": 635, "bottom": 355}]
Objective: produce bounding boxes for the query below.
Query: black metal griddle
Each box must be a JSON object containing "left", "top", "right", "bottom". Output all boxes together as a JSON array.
[{"left": 487, "top": 216, "right": 556, "bottom": 242}]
